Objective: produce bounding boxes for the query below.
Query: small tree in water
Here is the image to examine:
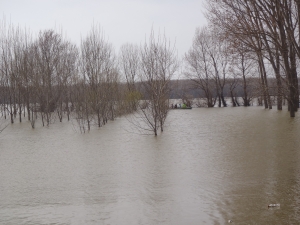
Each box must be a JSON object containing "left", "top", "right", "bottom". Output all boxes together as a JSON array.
[
  {"left": 138, "top": 30, "right": 178, "bottom": 136},
  {"left": 121, "top": 30, "right": 178, "bottom": 136}
]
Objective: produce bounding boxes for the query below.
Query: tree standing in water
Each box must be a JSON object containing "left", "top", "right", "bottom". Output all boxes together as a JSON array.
[{"left": 130, "top": 30, "right": 178, "bottom": 136}]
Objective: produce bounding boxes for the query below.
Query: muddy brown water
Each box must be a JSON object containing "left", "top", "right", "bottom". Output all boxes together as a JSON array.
[{"left": 1, "top": 107, "right": 300, "bottom": 224}]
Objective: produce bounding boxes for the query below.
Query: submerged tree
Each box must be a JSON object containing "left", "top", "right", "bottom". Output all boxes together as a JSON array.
[
  {"left": 119, "top": 43, "right": 141, "bottom": 112},
  {"left": 205, "top": 0, "right": 300, "bottom": 116},
  {"left": 75, "top": 25, "right": 119, "bottom": 131},
  {"left": 137, "top": 30, "right": 178, "bottom": 135},
  {"left": 185, "top": 27, "right": 217, "bottom": 107},
  {"left": 230, "top": 41, "right": 257, "bottom": 106}
]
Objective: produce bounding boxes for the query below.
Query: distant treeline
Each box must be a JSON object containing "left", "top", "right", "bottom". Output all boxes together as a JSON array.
[
  {"left": 168, "top": 78, "right": 283, "bottom": 99},
  {"left": 0, "top": 77, "right": 288, "bottom": 107}
]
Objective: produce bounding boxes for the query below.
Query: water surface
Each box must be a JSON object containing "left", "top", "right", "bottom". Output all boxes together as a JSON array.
[{"left": 1, "top": 107, "right": 300, "bottom": 224}]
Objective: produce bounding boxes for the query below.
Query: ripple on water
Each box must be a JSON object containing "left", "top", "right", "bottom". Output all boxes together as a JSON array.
[{"left": 1, "top": 107, "right": 300, "bottom": 224}]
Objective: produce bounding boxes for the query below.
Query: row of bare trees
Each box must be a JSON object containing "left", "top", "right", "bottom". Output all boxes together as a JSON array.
[
  {"left": 184, "top": 26, "right": 260, "bottom": 108},
  {"left": 6, "top": 0, "right": 299, "bottom": 135},
  {"left": 189, "top": 0, "right": 300, "bottom": 117},
  {"left": 0, "top": 23, "right": 124, "bottom": 132},
  {"left": 0, "top": 21, "right": 177, "bottom": 135}
]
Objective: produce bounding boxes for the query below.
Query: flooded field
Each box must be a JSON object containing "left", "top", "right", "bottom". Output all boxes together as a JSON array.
[{"left": 1, "top": 107, "right": 300, "bottom": 224}]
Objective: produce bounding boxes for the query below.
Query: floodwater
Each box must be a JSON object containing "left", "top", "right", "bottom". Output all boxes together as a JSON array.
[{"left": 1, "top": 107, "right": 300, "bottom": 224}]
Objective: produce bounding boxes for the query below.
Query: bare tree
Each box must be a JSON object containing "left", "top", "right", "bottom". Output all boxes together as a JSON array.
[
  {"left": 78, "top": 25, "right": 118, "bottom": 130},
  {"left": 205, "top": 0, "right": 300, "bottom": 116},
  {"left": 230, "top": 41, "right": 257, "bottom": 106},
  {"left": 206, "top": 0, "right": 273, "bottom": 110},
  {"left": 137, "top": 30, "right": 178, "bottom": 135},
  {"left": 119, "top": 43, "right": 141, "bottom": 112},
  {"left": 185, "top": 27, "right": 217, "bottom": 107},
  {"left": 54, "top": 41, "right": 78, "bottom": 122},
  {"left": 32, "top": 30, "right": 64, "bottom": 125}
]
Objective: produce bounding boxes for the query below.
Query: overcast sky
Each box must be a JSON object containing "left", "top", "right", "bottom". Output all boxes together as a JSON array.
[{"left": 1, "top": 0, "right": 207, "bottom": 57}]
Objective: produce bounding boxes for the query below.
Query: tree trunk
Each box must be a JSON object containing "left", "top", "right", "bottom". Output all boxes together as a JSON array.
[{"left": 230, "top": 90, "right": 236, "bottom": 107}]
